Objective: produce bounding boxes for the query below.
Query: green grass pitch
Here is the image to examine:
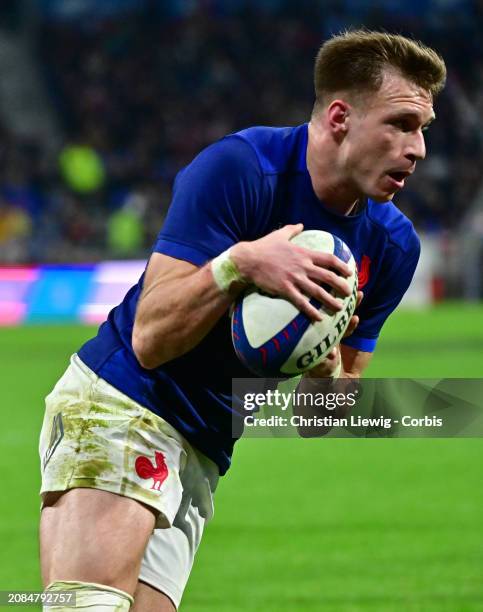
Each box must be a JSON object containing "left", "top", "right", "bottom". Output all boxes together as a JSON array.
[{"left": 0, "top": 303, "right": 482, "bottom": 611}]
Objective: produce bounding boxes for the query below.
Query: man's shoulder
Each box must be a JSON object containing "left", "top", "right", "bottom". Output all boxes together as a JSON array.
[
  {"left": 180, "top": 124, "right": 306, "bottom": 186},
  {"left": 229, "top": 124, "right": 307, "bottom": 175},
  {"left": 365, "top": 199, "right": 420, "bottom": 255}
]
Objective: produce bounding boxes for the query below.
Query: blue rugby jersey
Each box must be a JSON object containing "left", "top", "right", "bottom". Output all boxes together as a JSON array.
[{"left": 78, "top": 124, "right": 420, "bottom": 474}]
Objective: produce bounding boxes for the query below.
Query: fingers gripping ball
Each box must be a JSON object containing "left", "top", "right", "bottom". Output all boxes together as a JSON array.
[{"left": 231, "top": 230, "right": 358, "bottom": 377}]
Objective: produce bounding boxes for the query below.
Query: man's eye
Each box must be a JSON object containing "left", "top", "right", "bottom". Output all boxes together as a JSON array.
[
  {"left": 391, "top": 120, "right": 427, "bottom": 133},
  {"left": 392, "top": 120, "right": 409, "bottom": 131}
]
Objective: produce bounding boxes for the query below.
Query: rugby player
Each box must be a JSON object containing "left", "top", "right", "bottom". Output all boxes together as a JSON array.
[{"left": 39, "top": 30, "right": 446, "bottom": 611}]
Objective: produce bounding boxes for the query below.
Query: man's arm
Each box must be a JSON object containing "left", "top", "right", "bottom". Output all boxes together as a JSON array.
[
  {"left": 340, "top": 344, "right": 372, "bottom": 378},
  {"left": 132, "top": 254, "right": 233, "bottom": 369},
  {"left": 293, "top": 346, "right": 371, "bottom": 437},
  {"left": 301, "top": 290, "right": 370, "bottom": 379},
  {"left": 132, "top": 224, "right": 352, "bottom": 369},
  {"left": 293, "top": 292, "right": 371, "bottom": 436}
]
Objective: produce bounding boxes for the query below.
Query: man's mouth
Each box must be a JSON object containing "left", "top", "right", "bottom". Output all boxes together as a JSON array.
[{"left": 386, "top": 170, "right": 411, "bottom": 190}]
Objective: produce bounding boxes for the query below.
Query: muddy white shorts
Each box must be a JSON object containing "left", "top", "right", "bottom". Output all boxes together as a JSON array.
[{"left": 39, "top": 354, "right": 219, "bottom": 608}]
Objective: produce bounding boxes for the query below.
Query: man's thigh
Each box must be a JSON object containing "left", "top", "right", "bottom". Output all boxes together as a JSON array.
[
  {"left": 132, "top": 582, "right": 176, "bottom": 612},
  {"left": 39, "top": 355, "right": 186, "bottom": 527},
  {"left": 40, "top": 488, "right": 155, "bottom": 595},
  {"left": 39, "top": 355, "right": 189, "bottom": 594}
]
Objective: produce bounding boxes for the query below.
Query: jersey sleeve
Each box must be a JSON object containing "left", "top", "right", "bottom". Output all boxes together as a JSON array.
[
  {"left": 154, "top": 136, "right": 262, "bottom": 266},
  {"left": 341, "top": 231, "right": 421, "bottom": 353}
]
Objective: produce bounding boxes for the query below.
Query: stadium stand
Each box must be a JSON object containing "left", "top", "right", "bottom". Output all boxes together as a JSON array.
[{"left": 0, "top": 0, "right": 482, "bottom": 264}]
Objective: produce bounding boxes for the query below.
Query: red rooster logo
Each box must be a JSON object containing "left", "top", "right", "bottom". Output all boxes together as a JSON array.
[
  {"left": 357, "top": 255, "right": 371, "bottom": 289},
  {"left": 135, "top": 451, "right": 168, "bottom": 490}
]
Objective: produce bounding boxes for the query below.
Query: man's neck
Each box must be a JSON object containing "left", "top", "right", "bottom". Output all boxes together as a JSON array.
[{"left": 306, "top": 120, "right": 360, "bottom": 216}]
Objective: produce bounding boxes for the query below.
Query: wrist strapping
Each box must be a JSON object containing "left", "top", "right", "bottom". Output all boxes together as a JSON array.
[{"left": 211, "top": 248, "right": 245, "bottom": 293}]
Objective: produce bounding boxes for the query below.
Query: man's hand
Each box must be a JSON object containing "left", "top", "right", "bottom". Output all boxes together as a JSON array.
[
  {"left": 133, "top": 227, "right": 356, "bottom": 370},
  {"left": 304, "top": 290, "right": 363, "bottom": 378},
  {"left": 294, "top": 291, "right": 366, "bottom": 437},
  {"left": 305, "top": 346, "right": 342, "bottom": 379},
  {"left": 231, "top": 224, "right": 353, "bottom": 322},
  {"left": 343, "top": 290, "right": 363, "bottom": 338}
]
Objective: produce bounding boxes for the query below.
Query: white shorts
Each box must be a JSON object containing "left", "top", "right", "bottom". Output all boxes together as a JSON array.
[{"left": 39, "top": 354, "right": 219, "bottom": 608}]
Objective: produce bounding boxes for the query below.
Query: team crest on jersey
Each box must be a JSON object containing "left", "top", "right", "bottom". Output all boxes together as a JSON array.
[
  {"left": 357, "top": 255, "right": 371, "bottom": 289},
  {"left": 135, "top": 451, "right": 168, "bottom": 490}
]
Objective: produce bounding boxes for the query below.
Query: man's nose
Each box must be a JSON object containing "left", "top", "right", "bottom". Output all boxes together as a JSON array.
[{"left": 405, "top": 130, "right": 426, "bottom": 163}]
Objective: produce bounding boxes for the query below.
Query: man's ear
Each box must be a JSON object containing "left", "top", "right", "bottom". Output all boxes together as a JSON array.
[{"left": 327, "top": 100, "right": 350, "bottom": 136}]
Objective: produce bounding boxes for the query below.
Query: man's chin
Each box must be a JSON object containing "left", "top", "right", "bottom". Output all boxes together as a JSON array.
[{"left": 370, "top": 191, "right": 395, "bottom": 203}]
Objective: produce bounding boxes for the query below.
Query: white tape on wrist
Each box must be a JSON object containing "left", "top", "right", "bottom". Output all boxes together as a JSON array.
[{"left": 211, "top": 248, "right": 245, "bottom": 293}]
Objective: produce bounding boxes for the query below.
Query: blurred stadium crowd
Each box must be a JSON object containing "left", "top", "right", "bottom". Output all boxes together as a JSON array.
[{"left": 0, "top": 0, "right": 482, "bottom": 263}]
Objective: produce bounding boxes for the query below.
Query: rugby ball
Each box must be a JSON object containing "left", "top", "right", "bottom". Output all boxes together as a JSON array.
[{"left": 231, "top": 230, "right": 358, "bottom": 377}]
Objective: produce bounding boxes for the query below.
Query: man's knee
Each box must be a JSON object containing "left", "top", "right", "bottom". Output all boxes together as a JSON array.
[{"left": 44, "top": 581, "right": 133, "bottom": 611}]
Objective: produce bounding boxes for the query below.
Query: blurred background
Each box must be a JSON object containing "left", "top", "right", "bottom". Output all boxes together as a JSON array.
[
  {"left": 1, "top": 2, "right": 483, "bottom": 610},
  {"left": 0, "top": 0, "right": 483, "bottom": 324}
]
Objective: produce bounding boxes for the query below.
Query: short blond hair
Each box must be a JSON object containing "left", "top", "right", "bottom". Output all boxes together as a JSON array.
[{"left": 313, "top": 29, "right": 446, "bottom": 111}]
